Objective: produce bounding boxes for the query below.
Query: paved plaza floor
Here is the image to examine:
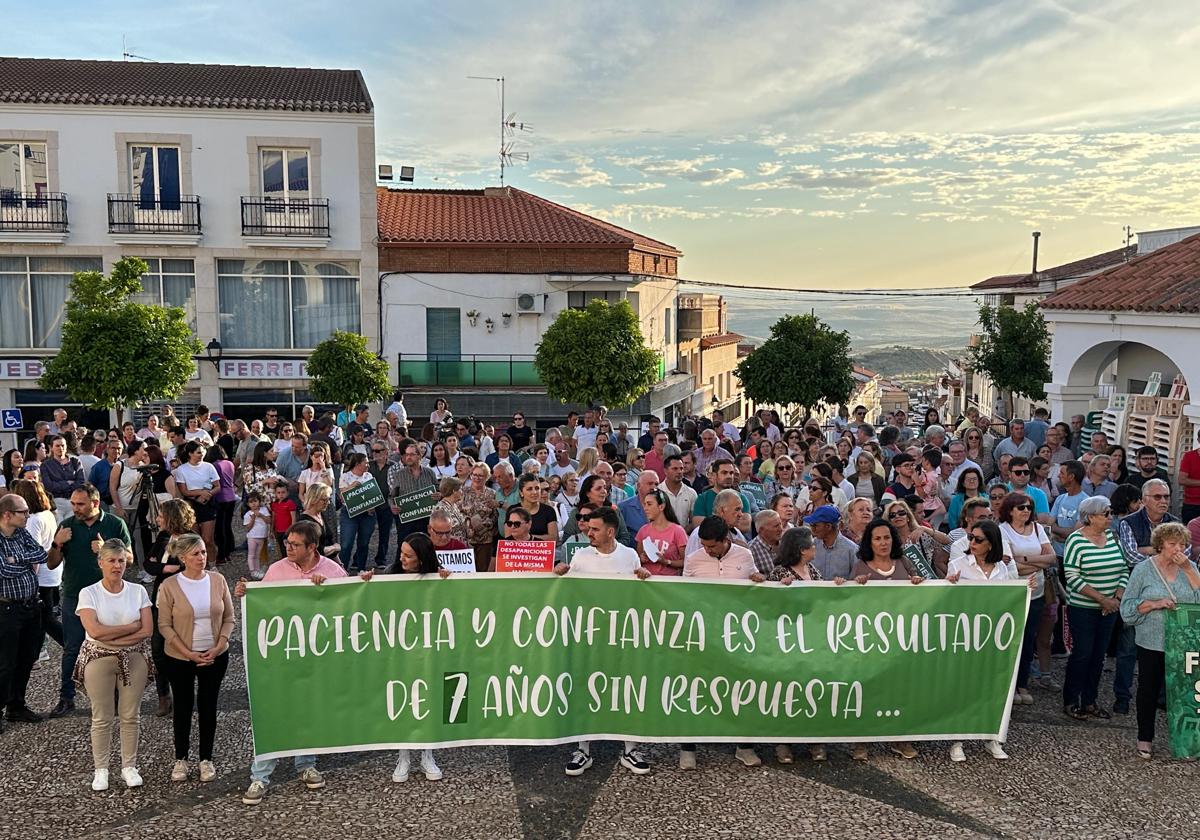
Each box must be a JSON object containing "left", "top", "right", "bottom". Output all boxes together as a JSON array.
[{"left": 6, "top": 537, "right": 1199, "bottom": 840}]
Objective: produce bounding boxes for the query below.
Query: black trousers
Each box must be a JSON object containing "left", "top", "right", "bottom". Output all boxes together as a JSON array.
[
  {"left": 39, "top": 586, "right": 63, "bottom": 647},
  {"left": 215, "top": 499, "right": 237, "bottom": 562},
  {"left": 150, "top": 606, "right": 171, "bottom": 698},
  {"left": 1136, "top": 646, "right": 1167, "bottom": 744},
  {"left": 163, "top": 650, "right": 230, "bottom": 760},
  {"left": 0, "top": 600, "right": 42, "bottom": 712}
]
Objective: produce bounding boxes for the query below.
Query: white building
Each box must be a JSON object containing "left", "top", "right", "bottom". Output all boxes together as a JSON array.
[
  {"left": 377, "top": 186, "right": 694, "bottom": 426},
  {"left": 0, "top": 57, "right": 377, "bottom": 429},
  {"left": 1042, "top": 226, "right": 1200, "bottom": 461}
]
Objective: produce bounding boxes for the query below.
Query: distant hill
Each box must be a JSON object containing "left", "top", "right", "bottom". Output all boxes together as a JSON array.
[{"left": 854, "top": 345, "right": 953, "bottom": 380}]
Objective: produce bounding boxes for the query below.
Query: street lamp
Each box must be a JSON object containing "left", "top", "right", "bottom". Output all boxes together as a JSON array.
[{"left": 205, "top": 338, "right": 223, "bottom": 369}]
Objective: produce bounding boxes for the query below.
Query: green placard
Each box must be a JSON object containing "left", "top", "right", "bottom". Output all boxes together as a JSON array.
[
  {"left": 1165, "top": 603, "right": 1200, "bottom": 758},
  {"left": 904, "top": 544, "right": 936, "bottom": 581},
  {"left": 242, "top": 577, "right": 1028, "bottom": 758},
  {"left": 394, "top": 486, "right": 437, "bottom": 523},
  {"left": 342, "top": 478, "right": 384, "bottom": 518},
  {"left": 562, "top": 537, "right": 590, "bottom": 565},
  {"left": 740, "top": 481, "right": 768, "bottom": 510}
]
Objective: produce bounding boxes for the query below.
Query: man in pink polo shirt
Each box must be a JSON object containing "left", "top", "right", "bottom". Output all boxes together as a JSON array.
[{"left": 234, "top": 520, "right": 373, "bottom": 805}]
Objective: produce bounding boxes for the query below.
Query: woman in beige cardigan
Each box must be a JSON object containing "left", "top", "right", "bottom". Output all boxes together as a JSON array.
[{"left": 156, "top": 533, "right": 235, "bottom": 783}]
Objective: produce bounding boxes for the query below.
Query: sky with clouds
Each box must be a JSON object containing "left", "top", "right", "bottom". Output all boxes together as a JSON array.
[{"left": 19, "top": 0, "right": 1200, "bottom": 289}]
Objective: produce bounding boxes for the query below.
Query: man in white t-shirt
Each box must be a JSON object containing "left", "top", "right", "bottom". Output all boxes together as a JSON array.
[
  {"left": 553, "top": 506, "right": 650, "bottom": 778},
  {"left": 572, "top": 409, "right": 599, "bottom": 453},
  {"left": 386, "top": 392, "right": 408, "bottom": 432}
]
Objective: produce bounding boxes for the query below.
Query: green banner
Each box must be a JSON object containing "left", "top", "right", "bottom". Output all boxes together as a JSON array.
[
  {"left": 903, "top": 544, "right": 936, "bottom": 581},
  {"left": 342, "top": 478, "right": 384, "bottom": 518},
  {"left": 394, "top": 486, "right": 437, "bottom": 523},
  {"left": 1164, "top": 603, "right": 1200, "bottom": 758},
  {"left": 740, "top": 481, "right": 768, "bottom": 510},
  {"left": 242, "top": 576, "right": 1028, "bottom": 759}
]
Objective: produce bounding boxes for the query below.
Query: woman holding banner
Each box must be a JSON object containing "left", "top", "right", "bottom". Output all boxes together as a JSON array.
[
  {"left": 944, "top": 518, "right": 1018, "bottom": 762},
  {"left": 635, "top": 490, "right": 687, "bottom": 575},
  {"left": 767, "top": 526, "right": 826, "bottom": 763},
  {"left": 846, "top": 517, "right": 923, "bottom": 760},
  {"left": 387, "top": 533, "right": 449, "bottom": 782},
  {"left": 1119, "top": 521, "right": 1200, "bottom": 759}
]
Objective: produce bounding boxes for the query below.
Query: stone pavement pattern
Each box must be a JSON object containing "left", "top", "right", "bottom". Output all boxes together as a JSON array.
[{"left": 5, "top": 530, "right": 1199, "bottom": 840}]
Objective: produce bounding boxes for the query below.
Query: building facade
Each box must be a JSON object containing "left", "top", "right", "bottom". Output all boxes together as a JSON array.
[
  {"left": 377, "top": 186, "right": 694, "bottom": 426},
  {"left": 676, "top": 293, "right": 746, "bottom": 422},
  {"left": 0, "top": 57, "right": 377, "bottom": 428}
]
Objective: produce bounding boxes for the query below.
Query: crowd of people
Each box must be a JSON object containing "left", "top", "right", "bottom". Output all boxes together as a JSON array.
[{"left": 2, "top": 395, "right": 1199, "bottom": 802}]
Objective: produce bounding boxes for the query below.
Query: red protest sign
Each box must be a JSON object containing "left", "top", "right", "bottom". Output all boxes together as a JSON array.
[{"left": 495, "top": 539, "right": 555, "bottom": 572}]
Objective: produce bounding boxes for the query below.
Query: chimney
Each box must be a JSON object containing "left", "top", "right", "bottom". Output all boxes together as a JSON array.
[
  {"left": 1031, "top": 231, "right": 1041, "bottom": 276},
  {"left": 483, "top": 186, "right": 512, "bottom": 198}
]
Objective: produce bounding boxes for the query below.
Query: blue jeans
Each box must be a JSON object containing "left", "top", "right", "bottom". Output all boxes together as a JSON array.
[
  {"left": 1063, "top": 606, "right": 1117, "bottom": 710},
  {"left": 1112, "top": 623, "right": 1137, "bottom": 703},
  {"left": 339, "top": 509, "right": 377, "bottom": 573},
  {"left": 373, "top": 506, "right": 394, "bottom": 568},
  {"left": 1016, "top": 596, "right": 1044, "bottom": 690},
  {"left": 249, "top": 754, "right": 316, "bottom": 785},
  {"left": 60, "top": 594, "right": 84, "bottom": 700}
]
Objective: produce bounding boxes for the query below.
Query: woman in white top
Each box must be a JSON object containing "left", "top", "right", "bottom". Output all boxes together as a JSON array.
[
  {"left": 298, "top": 444, "right": 334, "bottom": 499},
  {"left": 998, "top": 491, "right": 1057, "bottom": 706},
  {"left": 427, "top": 441, "right": 456, "bottom": 480},
  {"left": 945, "top": 519, "right": 1023, "bottom": 763},
  {"left": 74, "top": 539, "right": 153, "bottom": 791},
  {"left": 183, "top": 416, "right": 214, "bottom": 446},
  {"left": 429, "top": 397, "right": 452, "bottom": 426},
  {"left": 173, "top": 440, "right": 220, "bottom": 569},
  {"left": 155, "top": 533, "right": 234, "bottom": 783}
]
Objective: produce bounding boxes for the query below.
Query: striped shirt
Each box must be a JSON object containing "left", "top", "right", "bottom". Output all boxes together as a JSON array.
[{"left": 1063, "top": 530, "right": 1129, "bottom": 609}]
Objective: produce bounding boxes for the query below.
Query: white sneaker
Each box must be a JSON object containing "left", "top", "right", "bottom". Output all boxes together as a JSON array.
[
  {"left": 775, "top": 744, "right": 794, "bottom": 764},
  {"left": 809, "top": 745, "right": 827, "bottom": 762},
  {"left": 121, "top": 767, "right": 143, "bottom": 788},
  {"left": 171, "top": 760, "right": 188, "bottom": 781},
  {"left": 38, "top": 645, "right": 49, "bottom": 663},
  {"left": 734, "top": 747, "right": 761, "bottom": 767},
  {"left": 199, "top": 760, "right": 217, "bottom": 782},
  {"left": 949, "top": 742, "right": 966, "bottom": 763},
  {"left": 91, "top": 769, "right": 109, "bottom": 791},
  {"left": 139, "top": 571, "right": 155, "bottom": 584},
  {"left": 392, "top": 749, "right": 411, "bottom": 782},
  {"left": 678, "top": 750, "right": 697, "bottom": 770},
  {"left": 420, "top": 749, "right": 442, "bottom": 781},
  {"left": 984, "top": 740, "right": 1009, "bottom": 760}
]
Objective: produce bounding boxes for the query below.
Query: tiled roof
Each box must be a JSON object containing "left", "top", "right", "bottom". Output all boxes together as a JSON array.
[
  {"left": 972, "top": 245, "right": 1136, "bottom": 291},
  {"left": 0, "top": 57, "right": 371, "bottom": 113},
  {"left": 1041, "top": 232, "right": 1200, "bottom": 312},
  {"left": 377, "top": 187, "right": 681, "bottom": 255},
  {"left": 699, "top": 332, "right": 743, "bottom": 350}
]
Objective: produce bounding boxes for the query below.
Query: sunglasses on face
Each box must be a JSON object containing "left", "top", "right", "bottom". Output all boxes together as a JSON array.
[
  {"left": 505, "top": 520, "right": 526, "bottom": 527},
  {"left": 1014, "top": 503, "right": 1031, "bottom": 511},
  {"left": 889, "top": 511, "right": 907, "bottom": 519},
  {"left": 969, "top": 534, "right": 988, "bottom": 544},
  {"left": 777, "top": 466, "right": 793, "bottom": 471},
  {"left": 1011, "top": 469, "right": 1029, "bottom": 476}
]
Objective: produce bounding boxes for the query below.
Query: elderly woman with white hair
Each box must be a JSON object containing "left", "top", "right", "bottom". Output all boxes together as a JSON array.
[{"left": 1061, "top": 494, "right": 1128, "bottom": 721}]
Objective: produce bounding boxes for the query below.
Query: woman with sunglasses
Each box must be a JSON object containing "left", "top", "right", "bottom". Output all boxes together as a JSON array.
[
  {"left": 636, "top": 489, "right": 687, "bottom": 575},
  {"left": 1062, "top": 496, "right": 1129, "bottom": 720},
  {"left": 962, "top": 428, "right": 994, "bottom": 481},
  {"left": 944, "top": 518, "right": 1020, "bottom": 762},
  {"left": 763, "top": 455, "right": 804, "bottom": 502},
  {"left": 844, "top": 517, "right": 922, "bottom": 760},
  {"left": 997, "top": 492, "right": 1056, "bottom": 706},
  {"left": 882, "top": 500, "right": 949, "bottom": 577},
  {"left": 624, "top": 448, "right": 645, "bottom": 484}
]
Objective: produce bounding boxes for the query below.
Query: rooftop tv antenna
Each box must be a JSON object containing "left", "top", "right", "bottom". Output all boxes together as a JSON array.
[
  {"left": 467, "top": 75, "right": 532, "bottom": 185},
  {"left": 122, "top": 35, "right": 156, "bottom": 62}
]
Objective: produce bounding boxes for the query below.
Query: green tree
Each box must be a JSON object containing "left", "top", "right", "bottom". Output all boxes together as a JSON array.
[
  {"left": 969, "top": 301, "right": 1051, "bottom": 417},
  {"left": 39, "top": 257, "right": 201, "bottom": 421},
  {"left": 306, "top": 330, "right": 392, "bottom": 408},
  {"left": 534, "top": 299, "right": 659, "bottom": 409},
  {"left": 734, "top": 313, "right": 854, "bottom": 415}
]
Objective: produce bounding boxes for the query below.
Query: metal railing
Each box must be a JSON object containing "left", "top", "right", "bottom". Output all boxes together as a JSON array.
[
  {"left": 107, "top": 194, "right": 201, "bottom": 234},
  {"left": 241, "top": 197, "right": 330, "bottom": 237},
  {"left": 399, "top": 353, "right": 541, "bottom": 387},
  {"left": 0, "top": 192, "right": 68, "bottom": 232}
]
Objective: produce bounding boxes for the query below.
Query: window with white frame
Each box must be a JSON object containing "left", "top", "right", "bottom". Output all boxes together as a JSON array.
[
  {"left": 217, "top": 259, "right": 360, "bottom": 349},
  {"left": 0, "top": 142, "right": 48, "bottom": 197},
  {"left": 129, "top": 257, "right": 197, "bottom": 331},
  {"left": 0, "top": 256, "right": 101, "bottom": 348},
  {"left": 130, "top": 145, "right": 181, "bottom": 208},
  {"left": 260, "top": 149, "right": 310, "bottom": 202}
]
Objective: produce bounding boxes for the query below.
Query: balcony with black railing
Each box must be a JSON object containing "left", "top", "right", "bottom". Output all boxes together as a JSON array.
[
  {"left": 107, "top": 194, "right": 202, "bottom": 235},
  {"left": 241, "top": 197, "right": 330, "bottom": 237},
  {"left": 0, "top": 192, "right": 69, "bottom": 233}
]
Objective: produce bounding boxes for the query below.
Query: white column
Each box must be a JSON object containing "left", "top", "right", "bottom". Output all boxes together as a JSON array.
[{"left": 1044, "top": 383, "right": 1097, "bottom": 424}]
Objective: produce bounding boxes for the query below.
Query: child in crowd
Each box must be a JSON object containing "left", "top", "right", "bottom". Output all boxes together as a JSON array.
[
  {"left": 243, "top": 490, "right": 272, "bottom": 579},
  {"left": 918, "top": 449, "right": 944, "bottom": 521},
  {"left": 270, "top": 484, "right": 297, "bottom": 556}
]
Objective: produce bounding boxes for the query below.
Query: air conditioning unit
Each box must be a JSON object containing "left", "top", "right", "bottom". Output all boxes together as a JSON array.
[{"left": 515, "top": 292, "right": 546, "bottom": 314}]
